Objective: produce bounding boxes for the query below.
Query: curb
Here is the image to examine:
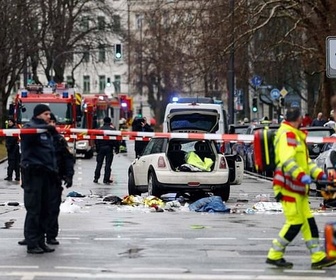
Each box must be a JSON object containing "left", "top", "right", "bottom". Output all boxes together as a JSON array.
[{"left": 0, "top": 157, "right": 7, "bottom": 164}]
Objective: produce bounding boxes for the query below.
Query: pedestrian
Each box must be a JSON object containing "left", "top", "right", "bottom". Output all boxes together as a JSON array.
[
  {"left": 93, "top": 117, "right": 119, "bottom": 184},
  {"left": 311, "top": 112, "right": 326, "bottom": 126},
  {"left": 301, "top": 113, "right": 312, "bottom": 127},
  {"left": 266, "top": 107, "right": 336, "bottom": 269},
  {"left": 18, "top": 113, "right": 75, "bottom": 246},
  {"left": 324, "top": 110, "right": 336, "bottom": 131},
  {"left": 20, "top": 104, "right": 58, "bottom": 254},
  {"left": 132, "top": 116, "right": 154, "bottom": 157},
  {"left": 4, "top": 118, "right": 20, "bottom": 181}
]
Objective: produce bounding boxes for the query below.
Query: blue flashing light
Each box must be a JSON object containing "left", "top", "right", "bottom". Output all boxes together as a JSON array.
[
  {"left": 21, "top": 91, "right": 28, "bottom": 98},
  {"left": 121, "top": 102, "right": 127, "bottom": 108},
  {"left": 172, "top": 97, "right": 179, "bottom": 102},
  {"left": 62, "top": 91, "right": 69, "bottom": 98}
]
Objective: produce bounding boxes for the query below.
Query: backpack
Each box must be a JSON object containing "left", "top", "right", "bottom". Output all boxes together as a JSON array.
[{"left": 253, "top": 128, "right": 276, "bottom": 172}]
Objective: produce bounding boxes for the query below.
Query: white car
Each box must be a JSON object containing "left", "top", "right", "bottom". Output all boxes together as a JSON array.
[
  {"left": 128, "top": 137, "right": 231, "bottom": 201},
  {"left": 314, "top": 134, "right": 336, "bottom": 192}
]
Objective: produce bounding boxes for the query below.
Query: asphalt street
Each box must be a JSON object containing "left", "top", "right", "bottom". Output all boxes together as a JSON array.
[{"left": 0, "top": 141, "right": 336, "bottom": 279}]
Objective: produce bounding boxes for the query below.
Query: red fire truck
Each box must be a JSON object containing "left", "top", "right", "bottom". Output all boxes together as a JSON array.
[
  {"left": 11, "top": 83, "right": 81, "bottom": 156},
  {"left": 76, "top": 94, "right": 119, "bottom": 159}
]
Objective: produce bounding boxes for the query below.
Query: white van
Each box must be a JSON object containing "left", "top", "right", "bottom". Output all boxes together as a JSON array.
[{"left": 163, "top": 101, "right": 228, "bottom": 134}]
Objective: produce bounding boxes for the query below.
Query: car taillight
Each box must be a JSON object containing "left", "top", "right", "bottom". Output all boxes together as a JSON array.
[
  {"left": 219, "top": 157, "right": 227, "bottom": 169},
  {"left": 157, "top": 156, "right": 166, "bottom": 168}
]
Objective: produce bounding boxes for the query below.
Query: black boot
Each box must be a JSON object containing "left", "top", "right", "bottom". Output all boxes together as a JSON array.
[{"left": 266, "top": 258, "right": 293, "bottom": 268}]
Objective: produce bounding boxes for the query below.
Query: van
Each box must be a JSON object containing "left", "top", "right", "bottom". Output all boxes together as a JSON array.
[
  {"left": 163, "top": 101, "right": 228, "bottom": 134},
  {"left": 163, "top": 100, "right": 243, "bottom": 185}
]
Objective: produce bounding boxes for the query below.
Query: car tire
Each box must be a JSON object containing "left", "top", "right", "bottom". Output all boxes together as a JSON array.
[
  {"left": 213, "top": 183, "right": 230, "bottom": 202},
  {"left": 148, "top": 171, "right": 162, "bottom": 198},
  {"left": 84, "top": 149, "right": 93, "bottom": 159},
  {"left": 128, "top": 170, "right": 141, "bottom": 196}
]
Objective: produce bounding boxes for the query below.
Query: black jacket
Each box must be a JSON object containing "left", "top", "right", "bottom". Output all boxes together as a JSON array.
[
  {"left": 20, "top": 117, "right": 58, "bottom": 172},
  {"left": 5, "top": 125, "right": 19, "bottom": 152},
  {"left": 53, "top": 133, "right": 75, "bottom": 180},
  {"left": 95, "top": 123, "right": 120, "bottom": 152}
]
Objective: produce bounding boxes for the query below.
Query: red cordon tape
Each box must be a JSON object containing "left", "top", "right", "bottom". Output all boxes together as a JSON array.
[{"left": 0, "top": 128, "right": 335, "bottom": 143}]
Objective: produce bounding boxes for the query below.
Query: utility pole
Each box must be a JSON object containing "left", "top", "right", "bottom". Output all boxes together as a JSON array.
[
  {"left": 139, "top": 16, "right": 143, "bottom": 116},
  {"left": 228, "top": 0, "right": 235, "bottom": 124}
]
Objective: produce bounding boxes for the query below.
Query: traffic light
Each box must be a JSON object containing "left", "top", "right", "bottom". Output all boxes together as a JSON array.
[
  {"left": 115, "top": 44, "right": 122, "bottom": 60},
  {"left": 252, "top": 97, "right": 258, "bottom": 113},
  {"left": 279, "top": 97, "right": 285, "bottom": 107}
]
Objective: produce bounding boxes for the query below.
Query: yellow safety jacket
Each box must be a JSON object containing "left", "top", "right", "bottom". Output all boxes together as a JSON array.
[{"left": 273, "top": 121, "right": 323, "bottom": 196}]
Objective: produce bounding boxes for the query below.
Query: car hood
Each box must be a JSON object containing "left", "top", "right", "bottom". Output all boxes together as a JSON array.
[{"left": 167, "top": 110, "right": 219, "bottom": 133}]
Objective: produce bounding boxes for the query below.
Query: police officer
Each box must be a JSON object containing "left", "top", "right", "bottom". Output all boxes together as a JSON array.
[
  {"left": 18, "top": 113, "right": 75, "bottom": 247},
  {"left": 47, "top": 113, "right": 74, "bottom": 244},
  {"left": 266, "top": 107, "right": 336, "bottom": 269},
  {"left": 20, "top": 104, "right": 58, "bottom": 254},
  {"left": 93, "top": 117, "right": 119, "bottom": 184},
  {"left": 4, "top": 118, "right": 20, "bottom": 181},
  {"left": 133, "top": 117, "right": 153, "bottom": 157}
]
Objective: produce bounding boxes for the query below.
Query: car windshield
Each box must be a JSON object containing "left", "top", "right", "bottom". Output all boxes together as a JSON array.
[
  {"left": 169, "top": 113, "right": 218, "bottom": 132},
  {"left": 19, "top": 102, "right": 73, "bottom": 124}
]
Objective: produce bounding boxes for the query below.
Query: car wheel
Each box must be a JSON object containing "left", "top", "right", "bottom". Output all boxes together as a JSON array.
[
  {"left": 84, "top": 149, "right": 93, "bottom": 159},
  {"left": 128, "top": 170, "right": 141, "bottom": 196},
  {"left": 213, "top": 183, "right": 230, "bottom": 202},
  {"left": 148, "top": 171, "right": 162, "bottom": 198}
]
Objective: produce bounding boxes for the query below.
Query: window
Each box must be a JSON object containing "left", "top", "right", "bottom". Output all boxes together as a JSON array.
[
  {"left": 114, "top": 75, "right": 121, "bottom": 93},
  {"left": 83, "top": 47, "right": 90, "bottom": 63},
  {"left": 97, "top": 16, "right": 105, "bottom": 31},
  {"left": 83, "top": 75, "right": 90, "bottom": 94},
  {"left": 81, "top": 16, "right": 89, "bottom": 31},
  {"left": 66, "top": 76, "right": 73, "bottom": 87},
  {"left": 112, "top": 15, "right": 121, "bottom": 32},
  {"left": 136, "top": 14, "right": 143, "bottom": 30},
  {"left": 98, "top": 44, "right": 105, "bottom": 62},
  {"left": 99, "top": 75, "right": 106, "bottom": 93}
]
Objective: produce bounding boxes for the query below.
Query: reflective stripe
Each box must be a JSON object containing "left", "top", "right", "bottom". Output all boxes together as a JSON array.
[
  {"left": 306, "top": 239, "right": 322, "bottom": 254},
  {"left": 287, "top": 138, "right": 297, "bottom": 146},
  {"left": 273, "top": 171, "right": 306, "bottom": 194},
  {"left": 310, "top": 166, "right": 319, "bottom": 174},
  {"left": 272, "top": 237, "right": 289, "bottom": 252}
]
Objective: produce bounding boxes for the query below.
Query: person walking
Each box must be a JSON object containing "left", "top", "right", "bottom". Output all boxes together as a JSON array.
[
  {"left": 266, "top": 107, "right": 336, "bottom": 269},
  {"left": 4, "top": 118, "right": 20, "bottom": 181},
  {"left": 20, "top": 104, "right": 58, "bottom": 254},
  {"left": 132, "top": 117, "right": 154, "bottom": 157},
  {"left": 93, "top": 117, "right": 119, "bottom": 184}
]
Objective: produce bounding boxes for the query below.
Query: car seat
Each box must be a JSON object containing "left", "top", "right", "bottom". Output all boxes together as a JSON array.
[{"left": 168, "top": 143, "right": 186, "bottom": 170}]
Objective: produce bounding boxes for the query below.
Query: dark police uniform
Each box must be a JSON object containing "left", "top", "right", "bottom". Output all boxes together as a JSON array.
[
  {"left": 94, "top": 118, "right": 119, "bottom": 184},
  {"left": 47, "top": 129, "right": 75, "bottom": 243},
  {"left": 5, "top": 120, "right": 20, "bottom": 181},
  {"left": 21, "top": 116, "right": 58, "bottom": 253}
]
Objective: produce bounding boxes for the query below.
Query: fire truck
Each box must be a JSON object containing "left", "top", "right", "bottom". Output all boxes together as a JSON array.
[
  {"left": 76, "top": 94, "right": 120, "bottom": 159},
  {"left": 10, "top": 83, "right": 81, "bottom": 156}
]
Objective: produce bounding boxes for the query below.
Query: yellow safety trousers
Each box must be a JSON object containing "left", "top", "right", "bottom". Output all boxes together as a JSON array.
[{"left": 267, "top": 188, "right": 326, "bottom": 264}]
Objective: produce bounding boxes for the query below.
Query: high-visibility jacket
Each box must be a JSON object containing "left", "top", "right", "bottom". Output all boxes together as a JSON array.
[{"left": 273, "top": 121, "right": 323, "bottom": 195}]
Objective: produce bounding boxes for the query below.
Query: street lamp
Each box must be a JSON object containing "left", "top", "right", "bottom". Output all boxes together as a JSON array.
[
  {"left": 228, "top": 0, "right": 235, "bottom": 124},
  {"left": 139, "top": 15, "right": 143, "bottom": 116}
]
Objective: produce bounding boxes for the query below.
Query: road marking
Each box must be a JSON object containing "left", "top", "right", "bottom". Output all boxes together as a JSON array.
[
  {"left": 248, "top": 238, "right": 273, "bottom": 240},
  {"left": 94, "top": 237, "right": 131, "bottom": 241},
  {"left": 196, "top": 237, "right": 237, "bottom": 240},
  {"left": 144, "top": 238, "right": 184, "bottom": 241},
  {"left": 4, "top": 271, "right": 335, "bottom": 279},
  {"left": 0, "top": 266, "right": 38, "bottom": 269}
]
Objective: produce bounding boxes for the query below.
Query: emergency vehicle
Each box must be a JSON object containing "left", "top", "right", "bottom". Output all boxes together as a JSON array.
[
  {"left": 11, "top": 83, "right": 81, "bottom": 156},
  {"left": 76, "top": 94, "right": 120, "bottom": 159}
]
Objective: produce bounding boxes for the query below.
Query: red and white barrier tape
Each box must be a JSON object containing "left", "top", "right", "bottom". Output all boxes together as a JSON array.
[{"left": 0, "top": 128, "right": 336, "bottom": 144}]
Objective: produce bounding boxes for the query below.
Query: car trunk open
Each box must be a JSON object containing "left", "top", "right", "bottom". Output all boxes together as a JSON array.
[{"left": 167, "top": 140, "right": 216, "bottom": 172}]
